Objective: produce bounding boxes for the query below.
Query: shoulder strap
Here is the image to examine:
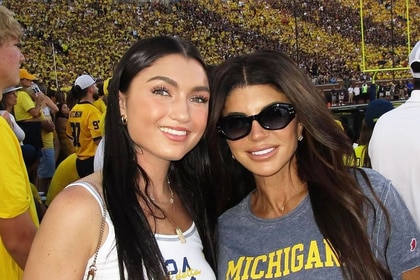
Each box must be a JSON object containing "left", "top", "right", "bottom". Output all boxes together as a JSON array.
[
  {"left": 67, "top": 181, "right": 105, "bottom": 215},
  {"left": 76, "top": 181, "right": 106, "bottom": 280}
]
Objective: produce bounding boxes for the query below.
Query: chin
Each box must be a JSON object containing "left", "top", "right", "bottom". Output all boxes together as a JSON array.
[
  {"left": 160, "top": 150, "right": 187, "bottom": 162},
  {"left": 248, "top": 167, "right": 283, "bottom": 177}
]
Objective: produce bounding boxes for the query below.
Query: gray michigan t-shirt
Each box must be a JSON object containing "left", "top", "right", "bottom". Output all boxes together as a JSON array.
[{"left": 217, "top": 168, "right": 420, "bottom": 279}]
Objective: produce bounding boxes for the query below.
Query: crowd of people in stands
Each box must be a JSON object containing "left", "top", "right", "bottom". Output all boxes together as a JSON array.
[
  {"left": 1, "top": 1, "right": 417, "bottom": 201},
  {"left": 2, "top": 0, "right": 419, "bottom": 92}
]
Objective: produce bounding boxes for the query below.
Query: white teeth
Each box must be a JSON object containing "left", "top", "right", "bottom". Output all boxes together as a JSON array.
[
  {"left": 251, "top": 148, "right": 274, "bottom": 156},
  {"left": 159, "top": 127, "right": 187, "bottom": 136}
]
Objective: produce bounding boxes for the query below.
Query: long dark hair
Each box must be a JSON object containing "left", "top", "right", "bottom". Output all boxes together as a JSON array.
[
  {"left": 207, "top": 50, "right": 392, "bottom": 279},
  {"left": 55, "top": 103, "right": 68, "bottom": 119},
  {"left": 103, "top": 36, "right": 216, "bottom": 279}
]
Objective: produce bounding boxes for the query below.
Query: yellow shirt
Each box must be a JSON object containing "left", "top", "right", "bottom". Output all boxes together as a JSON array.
[
  {"left": 66, "top": 102, "right": 102, "bottom": 159},
  {"left": 93, "top": 98, "right": 107, "bottom": 115},
  {"left": 0, "top": 117, "right": 39, "bottom": 279},
  {"left": 353, "top": 144, "right": 366, "bottom": 167},
  {"left": 41, "top": 107, "right": 54, "bottom": 149},
  {"left": 99, "top": 111, "right": 106, "bottom": 136},
  {"left": 15, "top": 90, "right": 36, "bottom": 121}
]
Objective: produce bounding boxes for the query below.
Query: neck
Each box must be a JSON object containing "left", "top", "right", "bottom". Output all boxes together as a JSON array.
[
  {"left": 149, "top": 178, "right": 173, "bottom": 205},
  {"left": 140, "top": 167, "right": 172, "bottom": 204},
  {"left": 79, "top": 97, "right": 93, "bottom": 103},
  {"left": 149, "top": 176, "right": 171, "bottom": 196},
  {"left": 251, "top": 180, "right": 308, "bottom": 218}
]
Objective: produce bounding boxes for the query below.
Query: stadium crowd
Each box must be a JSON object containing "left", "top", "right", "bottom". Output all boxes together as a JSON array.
[
  {"left": 2, "top": 0, "right": 419, "bottom": 91},
  {"left": 1, "top": 0, "right": 419, "bottom": 198}
]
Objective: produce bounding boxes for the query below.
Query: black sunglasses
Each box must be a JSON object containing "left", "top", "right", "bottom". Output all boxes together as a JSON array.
[{"left": 217, "top": 102, "right": 296, "bottom": 141}]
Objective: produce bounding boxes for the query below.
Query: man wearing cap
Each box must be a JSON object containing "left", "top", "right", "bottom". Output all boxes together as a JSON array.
[
  {"left": 0, "top": 6, "right": 39, "bottom": 279},
  {"left": 369, "top": 41, "right": 420, "bottom": 229},
  {"left": 66, "top": 74, "right": 102, "bottom": 177},
  {"left": 45, "top": 74, "right": 102, "bottom": 205},
  {"left": 15, "top": 68, "right": 56, "bottom": 194},
  {"left": 14, "top": 69, "right": 45, "bottom": 151}
]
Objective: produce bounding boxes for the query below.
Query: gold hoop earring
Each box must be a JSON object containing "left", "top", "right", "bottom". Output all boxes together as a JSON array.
[{"left": 121, "top": 115, "right": 127, "bottom": 125}]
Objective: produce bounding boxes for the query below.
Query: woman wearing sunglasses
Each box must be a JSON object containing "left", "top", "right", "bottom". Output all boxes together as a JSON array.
[{"left": 207, "top": 50, "right": 420, "bottom": 279}]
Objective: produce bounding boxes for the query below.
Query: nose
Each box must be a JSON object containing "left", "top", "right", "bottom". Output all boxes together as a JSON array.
[
  {"left": 249, "top": 119, "right": 269, "bottom": 140},
  {"left": 19, "top": 50, "right": 25, "bottom": 63},
  {"left": 169, "top": 98, "right": 190, "bottom": 123}
]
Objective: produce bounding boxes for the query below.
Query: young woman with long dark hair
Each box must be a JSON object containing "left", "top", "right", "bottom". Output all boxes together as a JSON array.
[{"left": 24, "top": 36, "right": 216, "bottom": 279}]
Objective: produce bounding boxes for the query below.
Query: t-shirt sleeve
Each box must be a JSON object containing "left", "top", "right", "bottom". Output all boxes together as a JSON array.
[
  {"left": 20, "top": 91, "right": 36, "bottom": 112},
  {"left": 88, "top": 110, "right": 102, "bottom": 140},
  {"left": 377, "top": 179, "right": 420, "bottom": 277}
]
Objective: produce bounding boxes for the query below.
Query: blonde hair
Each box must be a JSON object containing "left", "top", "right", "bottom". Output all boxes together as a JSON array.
[{"left": 0, "top": 6, "right": 22, "bottom": 46}]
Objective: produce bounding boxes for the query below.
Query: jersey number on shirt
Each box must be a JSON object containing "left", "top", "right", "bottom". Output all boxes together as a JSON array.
[
  {"left": 70, "top": 122, "right": 81, "bottom": 147},
  {"left": 93, "top": 120, "right": 100, "bottom": 130}
]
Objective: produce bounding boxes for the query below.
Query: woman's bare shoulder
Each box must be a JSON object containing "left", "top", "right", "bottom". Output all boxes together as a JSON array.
[{"left": 44, "top": 172, "right": 104, "bottom": 233}]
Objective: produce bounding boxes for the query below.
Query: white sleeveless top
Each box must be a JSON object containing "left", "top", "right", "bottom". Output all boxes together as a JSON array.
[{"left": 66, "top": 182, "right": 215, "bottom": 280}]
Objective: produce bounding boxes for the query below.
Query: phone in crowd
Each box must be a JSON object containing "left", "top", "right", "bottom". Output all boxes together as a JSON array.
[{"left": 31, "top": 83, "right": 41, "bottom": 95}]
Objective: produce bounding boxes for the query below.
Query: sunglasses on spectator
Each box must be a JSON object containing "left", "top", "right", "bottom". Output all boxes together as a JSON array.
[{"left": 217, "top": 102, "right": 296, "bottom": 141}]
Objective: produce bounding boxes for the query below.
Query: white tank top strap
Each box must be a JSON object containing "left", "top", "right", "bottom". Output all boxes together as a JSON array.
[
  {"left": 66, "top": 181, "right": 105, "bottom": 216},
  {"left": 66, "top": 182, "right": 119, "bottom": 279}
]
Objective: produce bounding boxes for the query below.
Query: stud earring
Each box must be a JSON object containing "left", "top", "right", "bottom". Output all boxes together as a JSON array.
[
  {"left": 298, "top": 135, "right": 303, "bottom": 142},
  {"left": 231, "top": 154, "right": 235, "bottom": 160},
  {"left": 121, "top": 115, "right": 127, "bottom": 125}
]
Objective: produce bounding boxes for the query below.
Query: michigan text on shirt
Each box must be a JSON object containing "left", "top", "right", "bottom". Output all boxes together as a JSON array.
[{"left": 224, "top": 239, "right": 340, "bottom": 279}]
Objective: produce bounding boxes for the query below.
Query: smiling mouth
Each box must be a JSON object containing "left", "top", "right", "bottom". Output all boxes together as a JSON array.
[
  {"left": 251, "top": 147, "right": 275, "bottom": 156},
  {"left": 159, "top": 126, "right": 187, "bottom": 136}
]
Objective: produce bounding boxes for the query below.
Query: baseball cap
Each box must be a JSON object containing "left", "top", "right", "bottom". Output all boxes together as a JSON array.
[
  {"left": 19, "top": 69, "right": 38, "bottom": 81},
  {"left": 75, "top": 75, "right": 96, "bottom": 90},
  {"left": 409, "top": 41, "right": 420, "bottom": 78},
  {"left": 2, "top": 86, "right": 22, "bottom": 94},
  {"left": 365, "top": 99, "right": 394, "bottom": 129}
]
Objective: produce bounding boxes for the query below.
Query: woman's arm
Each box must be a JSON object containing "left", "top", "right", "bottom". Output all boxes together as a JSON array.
[
  {"left": 10, "top": 114, "right": 25, "bottom": 142},
  {"left": 23, "top": 186, "right": 104, "bottom": 279},
  {"left": 42, "top": 95, "right": 59, "bottom": 114}
]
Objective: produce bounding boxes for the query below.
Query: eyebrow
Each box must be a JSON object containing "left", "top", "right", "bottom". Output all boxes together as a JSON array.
[
  {"left": 147, "top": 76, "right": 210, "bottom": 93},
  {"left": 224, "top": 111, "right": 248, "bottom": 117}
]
